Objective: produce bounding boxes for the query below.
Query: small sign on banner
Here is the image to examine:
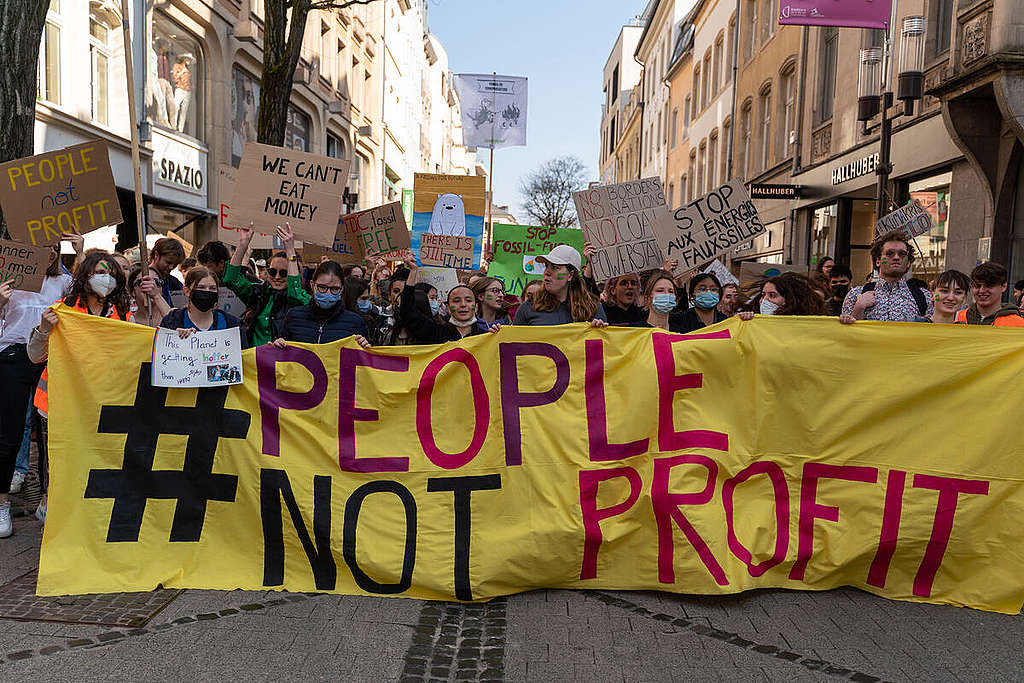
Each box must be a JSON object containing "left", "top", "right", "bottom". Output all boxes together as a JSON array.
[
  {"left": 572, "top": 178, "right": 669, "bottom": 281},
  {"left": 151, "top": 326, "right": 244, "bottom": 388},
  {"left": 0, "top": 141, "right": 124, "bottom": 246},
  {"left": 0, "top": 239, "right": 50, "bottom": 292},
  {"left": 226, "top": 142, "right": 350, "bottom": 247},
  {"left": 704, "top": 259, "right": 739, "bottom": 287},
  {"left": 419, "top": 233, "right": 474, "bottom": 269},
  {"left": 657, "top": 180, "right": 766, "bottom": 274},
  {"left": 875, "top": 199, "right": 933, "bottom": 239},
  {"left": 169, "top": 287, "right": 247, "bottom": 319}
]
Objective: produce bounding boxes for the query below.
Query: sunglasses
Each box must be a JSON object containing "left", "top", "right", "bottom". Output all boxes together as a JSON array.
[{"left": 266, "top": 268, "right": 286, "bottom": 278}]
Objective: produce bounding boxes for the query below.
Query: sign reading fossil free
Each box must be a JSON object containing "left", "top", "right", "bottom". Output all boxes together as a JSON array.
[
  {"left": 227, "top": 142, "right": 350, "bottom": 248},
  {"left": 0, "top": 141, "right": 123, "bottom": 246},
  {"left": 39, "top": 307, "right": 1024, "bottom": 614},
  {"left": 0, "top": 239, "right": 50, "bottom": 292},
  {"left": 572, "top": 178, "right": 669, "bottom": 281},
  {"left": 303, "top": 202, "right": 411, "bottom": 264}
]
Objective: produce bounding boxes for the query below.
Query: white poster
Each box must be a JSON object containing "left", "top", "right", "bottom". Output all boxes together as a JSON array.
[
  {"left": 704, "top": 259, "right": 739, "bottom": 286},
  {"left": 417, "top": 266, "right": 460, "bottom": 300},
  {"left": 455, "top": 74, "right": 528, "bottom": 149},
  {"left": 151, "top": 327, "right": 244, "bottom": 388}
]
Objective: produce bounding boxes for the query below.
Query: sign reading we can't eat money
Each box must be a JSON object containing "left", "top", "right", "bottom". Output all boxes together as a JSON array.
[{"left": 0, "top": 141, "right": 123, "bottom": 246}]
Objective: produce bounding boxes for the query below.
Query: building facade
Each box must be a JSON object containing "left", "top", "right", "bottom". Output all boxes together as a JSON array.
[
  {"left": 663, "top": 22, "right": 693, "bottom": 209},
  {"left": 34, "top": 0, "right": 475, "bottom": 251},
  {"left": 600, "top": 24, "right": 643, "bottom": 186}
]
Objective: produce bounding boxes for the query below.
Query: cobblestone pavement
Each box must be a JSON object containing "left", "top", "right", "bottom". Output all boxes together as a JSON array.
[{"left": 0, "top": 519, "right": 1021, "bottom": 682}]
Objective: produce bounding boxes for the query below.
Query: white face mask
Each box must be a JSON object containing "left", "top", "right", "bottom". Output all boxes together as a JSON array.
[
  {"left": 88, "top": 273, "right": 117, "bottom": 297},
  {"left": 759, "top": 299, "right": 780, "bottom": 316}
]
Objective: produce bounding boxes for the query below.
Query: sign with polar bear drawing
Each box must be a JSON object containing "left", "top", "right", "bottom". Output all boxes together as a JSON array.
[{"left": 412, "top": 173, "right": 486, "bottom": 269}]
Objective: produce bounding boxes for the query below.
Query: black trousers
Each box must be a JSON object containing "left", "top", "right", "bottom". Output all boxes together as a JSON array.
[{"left": 0, "top": 345, "right": 43, "bottom": 496}]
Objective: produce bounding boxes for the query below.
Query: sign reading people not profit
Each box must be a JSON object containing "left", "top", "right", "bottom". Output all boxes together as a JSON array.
[
  {"left": 656, "top": 180, "right": 766, "bottom": 274},
  {"left": 875, "top": 200, "right": 933, "bottom": 239},
  {"left": 0, "top": 239, "right": 50, "bottom": 292},
  {"left": 572, "top": 178, "right": 669, "bottom": 281},
  {"left": 0, "top": 141, "right": 123, "bottom": 246},
  {"left": 227, "top": 143, "right": 350, "bottom": 247}
]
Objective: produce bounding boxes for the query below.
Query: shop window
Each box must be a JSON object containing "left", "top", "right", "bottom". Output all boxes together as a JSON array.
[
  {"left": 286, "top": 107, "right": 311, "bottom": 152},
  {"left": 89, "top": 12, "right": 113, "bottom": 126},
  {"left": 38, "top": 3, "right": 61, "bottom": 105},
  {"left": 812, "top": 203, "right": 838, "bottom": 267},
  {"left": 231, "top": 67, "right": 260, "bottom": 166},
  {"left": 150, "top": 14, "right": 204, "bottom": 140},
  {"left": 908, "top": 172, "right": 951, "bottom": 282},
  {"left": 816, "top": 28, "right": 838, "bottom": 124}
]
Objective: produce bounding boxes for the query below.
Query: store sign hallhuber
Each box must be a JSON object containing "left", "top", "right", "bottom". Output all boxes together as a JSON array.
[
  {"left": 831, "top": 153, "right": 880, "bottom": 186},
  {"left": 750, "top": 184, "right": 802, "bottom": 200},
  {"left": 152, "top": 128, "right": 206, "bottom": 197}
]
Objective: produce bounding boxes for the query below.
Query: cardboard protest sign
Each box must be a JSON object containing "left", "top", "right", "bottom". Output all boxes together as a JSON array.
[
  {"left": 163, "top": 230, "right": 194, "bottom": 258},
  {"left": 412, "top": 174, "right": 486, "bottom": 269},
  {"left": 875, "top": 199, "right": 933, "bottom": 239},
  {"left": 572, "top": 178, "right": 668, "bottom": 281},
  {"left": 0, "top": 240, "right": 50, "bottom": 292},
  {"left": 227, "top": 143, "right": 350, "bottom": 247},
  {"left": 43, "top": 305, "right": 1024, "bottom": 615},
  {"left": 704, "top": 259, "right": 739, "bottom": 287},
  {"left": 218, "top": 165, "right": 273, "bottom": 249},
  {"left": 419, "top": 233, "right": 474, "bottom": 269},
  {"left": 417, "top": 266, "right": 460, "bottom": 299},
  {"left": 169, "top": 287, "right": 246, "bottom": 319},
  {"left": 0, "top": 141, "right": 123, "bottom": 246},
  {"left": 303, "top": 202, "right": 410, "bottom": 265},
  {"left": 299, "top": 219, "right": 362, "bottom": 265},
  {"left": 659, "top": 180, "right": 765, "bottom": 273},
  {"left": 151, "top": 326, "right": 243, "bottom": 388},
  {"left": 490, "top": 224, "right": 586, "bottom": 296}
]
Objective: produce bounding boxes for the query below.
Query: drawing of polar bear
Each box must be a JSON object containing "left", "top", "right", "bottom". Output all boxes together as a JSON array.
[{"left": 427, "top": 193, "right": 467, "bottom": 236}]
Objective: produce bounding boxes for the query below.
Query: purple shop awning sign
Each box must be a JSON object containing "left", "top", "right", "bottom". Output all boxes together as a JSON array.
[{"left": 779, "top": 0, "right": 893, "bottom": 29}]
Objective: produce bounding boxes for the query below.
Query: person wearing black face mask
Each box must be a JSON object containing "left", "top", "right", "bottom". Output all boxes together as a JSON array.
[
  {"left": 159, "top": 266, "right": 249, "bottom": 348},
  {"left": 828, "top": 264, "right": 853, "bottom": 316}
]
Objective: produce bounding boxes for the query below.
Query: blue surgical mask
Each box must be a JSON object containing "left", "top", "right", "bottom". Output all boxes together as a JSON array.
[
  {"left": 695, "top": 291, "right": 720, "bottom": 310},
  {"left": 314, "top": 292, "right": 341, "bottom": 309},
  {"left": 429, "top": 300, "right": 440, "bottom": 315},
  {"left": 652, "top": 293, "right": 676, "bottom": 314},
  {"left": 760, "top": 299, "right": 780, "bottom": 316},
  {"left": 357, "top": 299, "right": 372, "bottom": 313}
]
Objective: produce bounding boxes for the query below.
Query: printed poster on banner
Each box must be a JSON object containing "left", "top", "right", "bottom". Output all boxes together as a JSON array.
[
  {"left": 0, "top": 240, "right": 50, "bottom": 293},
  {"left": 412, "top": 174, "right": 486, "bottom": 269},
  {"left": 227, "top": 142, "right": 350, "bottom": 247},
  {"left": 875, "top": 200, "right": 933, "bottom": 239},
  {"left": 0, "top": 141, "right": 124, "bottom": 246},
  {"left": 490, "top": 224, "right": 585, "bottom": 296},
  {"left": 778, "top": 0, "right": 893, "bottom": 29},
  {"left": 656, "top": 180, "right": 766, "bottom": 275},
  {"left": 454, "top": 74, "right": 527, "bottom": 149},
  {"left": 151, "top": 326, "right": 243, "bottom": 388},
  {"left": 572, "top": 178, "right": 669, "bottom": 281},
  {"left": 40, "top": 305, "right": 1024, "bottom": 614}
]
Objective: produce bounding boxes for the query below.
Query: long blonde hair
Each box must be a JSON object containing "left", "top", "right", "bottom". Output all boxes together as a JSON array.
[{"left": 533, "top": 265, "right": 598, "bottom": 322}]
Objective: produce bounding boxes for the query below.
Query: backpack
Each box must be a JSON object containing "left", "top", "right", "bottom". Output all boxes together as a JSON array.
[{"left": 863, "top": 281, "right": 927, "bottom": 317}]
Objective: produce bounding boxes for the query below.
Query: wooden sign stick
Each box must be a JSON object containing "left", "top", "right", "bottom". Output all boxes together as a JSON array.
[{"left": 119, "top": 0, "right": 148, "bottom": 266}]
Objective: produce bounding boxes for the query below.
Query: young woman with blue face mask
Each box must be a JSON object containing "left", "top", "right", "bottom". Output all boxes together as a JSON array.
[
  {"left": 271, "top": 261, "right": 370, "bottom": 348},
  {"left": 629, "top": 271, "right": 687, "bottom": 332},
  {"left": 674, "top": 272, "right": 728, "bottom": 333}
]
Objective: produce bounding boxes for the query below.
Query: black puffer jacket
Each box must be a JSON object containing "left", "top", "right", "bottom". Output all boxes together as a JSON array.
[{"left": 281, "top": 303, "right": 368, "bottom": 344}]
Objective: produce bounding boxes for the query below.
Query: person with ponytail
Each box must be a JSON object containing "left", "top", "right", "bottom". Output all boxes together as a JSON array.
[
  {"left": 26, "top": 251, "right": 135, "bottom": 528},
  {"left": 397, "top": 251, "right": 488, "bottom": 342},
  {"left": 511, "top": 245, "right": 607, "bottom": 327},
  {"left": 270, "top": 260, "right": 369, "bottom": 347},
  {"left": 159, "top": 266, "right": 247, "bottom": 347}
]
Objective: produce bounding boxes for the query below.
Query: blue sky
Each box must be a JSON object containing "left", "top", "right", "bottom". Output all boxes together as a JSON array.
[{"left": 426, "top": 0, "right": 647, "bottom": 222}]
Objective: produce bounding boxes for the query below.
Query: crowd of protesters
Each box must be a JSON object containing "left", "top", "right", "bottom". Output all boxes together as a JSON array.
[{"left": 0, "top": 221, "right": 1022, "bottom": 538}]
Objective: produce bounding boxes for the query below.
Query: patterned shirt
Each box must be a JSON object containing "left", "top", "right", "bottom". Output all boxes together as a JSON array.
[{"left": 842, "top": 279, "right": 933, "bottom": 322}]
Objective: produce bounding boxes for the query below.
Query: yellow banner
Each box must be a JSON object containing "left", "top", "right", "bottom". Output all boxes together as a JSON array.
[{"left": 38, "top": 305, "right": 1024, "bottom": 613}]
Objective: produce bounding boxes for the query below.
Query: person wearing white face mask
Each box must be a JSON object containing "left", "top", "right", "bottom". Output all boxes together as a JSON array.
[
  {"left": 739, "top": 273, "right": 830, "bottom": 320},
  {"left": 25, "top": 251, "right": 135, "bottom": 530}
]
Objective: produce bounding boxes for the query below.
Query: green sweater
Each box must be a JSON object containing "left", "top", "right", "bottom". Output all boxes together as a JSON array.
[{"left": 222, "top": 263, "right": 310, "bottom": 345}]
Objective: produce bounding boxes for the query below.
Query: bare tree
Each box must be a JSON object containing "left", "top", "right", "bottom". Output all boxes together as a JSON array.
[
  {"left": 0, "top": 0, "right": 50, "bottom": 236},
  {"left": 259, "top": 0, "right": 381, "bottom": 147},
  {"left": 519, "top": 156, "right": 589, "bottom": 228}
]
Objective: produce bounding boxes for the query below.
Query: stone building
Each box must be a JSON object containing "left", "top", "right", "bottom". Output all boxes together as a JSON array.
[{"left": 599, "top": 23, "right": 643, "bottom": 187}]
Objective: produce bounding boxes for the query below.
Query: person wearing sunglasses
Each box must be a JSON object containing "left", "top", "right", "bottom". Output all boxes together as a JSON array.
[
  {"left": 840, "top": 230, "right": 932, "bottom": 323},
  {"left": 223, "top": 222, "right": 310, "bottom": 345},
  {"left": 271, "top": 260, "right": 370, "bottom": 348}
]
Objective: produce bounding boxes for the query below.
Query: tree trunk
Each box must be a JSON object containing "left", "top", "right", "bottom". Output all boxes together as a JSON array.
[
  {"left": 257, "top": 0, "right": 312, "bottom": 147},
  {"left": 0, "top": 0, "right": 50, "bottom": 237}
]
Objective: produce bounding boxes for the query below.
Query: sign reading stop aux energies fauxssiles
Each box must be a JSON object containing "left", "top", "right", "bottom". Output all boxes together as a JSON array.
[{"left": 38, "top": 306, "right": 1024, "bottom": 614}]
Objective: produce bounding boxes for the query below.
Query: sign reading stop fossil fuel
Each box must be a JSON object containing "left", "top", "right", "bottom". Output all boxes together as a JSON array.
[
  {"left": 572, "top": 178, "right": 668, "bottom": 281},
  {"left": 0, "top": 141, "right": 123, "bottom": 246},
  {"left": 0, "top": 239, "right": 50, "bottom": 292},
  {"left": 658, "top": 180, "right": 766, "bottom": 273}
]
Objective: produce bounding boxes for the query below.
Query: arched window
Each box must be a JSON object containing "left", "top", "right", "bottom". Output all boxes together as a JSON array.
[
  {"left": 759, "top": 85, "right": 772, "bottom": 170},
  {"left": 779, "top": 62, "right": 797, "bottom": 157}
]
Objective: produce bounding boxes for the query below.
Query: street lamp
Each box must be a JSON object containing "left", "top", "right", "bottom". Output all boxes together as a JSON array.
[{"left": 856, "top": 16, "right": 927, "bottom": 221}]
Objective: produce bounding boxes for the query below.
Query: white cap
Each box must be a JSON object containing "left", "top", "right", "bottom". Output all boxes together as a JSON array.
[{"left": 536, "top": 244, "right": 582, "bottom": 272}]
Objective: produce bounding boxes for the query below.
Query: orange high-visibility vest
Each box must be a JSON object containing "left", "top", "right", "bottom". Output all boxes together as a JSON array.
[{"left": 954, "top": 308, "right": 1024, "bottom": 327}]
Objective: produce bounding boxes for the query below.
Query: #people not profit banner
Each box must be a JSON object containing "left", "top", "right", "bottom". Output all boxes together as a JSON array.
[
  {"left": 454, "top": 74, "right": 527, "bottom": 149},
  {"left": 39, "top": 306, "right": 1024, "bottom": 614},
  {"left": 490, "top": 224, "right": 585, "bottom": 297}
]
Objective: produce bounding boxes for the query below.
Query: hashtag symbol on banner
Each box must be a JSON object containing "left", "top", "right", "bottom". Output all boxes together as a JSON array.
[{"left": 84, "top": 363, "right": 251, "bottom": 543}]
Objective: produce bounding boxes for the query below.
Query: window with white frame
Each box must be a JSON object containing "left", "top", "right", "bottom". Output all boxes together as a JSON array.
[
  {"left": 708, "top": 133, "right": 718, "bottom": 189},
  {"left": 89, "top": 11, "right": 112, "bottom": 126},
  {"left": 713, "top": 36, "right": 723, "bottom": 93},
  {"left": 759, "top": 88, "right": 772, "bottom": 170},
  {"left": 688, "top": 153, "right": 696, "bottom": 201},
  {"left": 670, "top": 108, "right": 678, "bottom": 148},
  {"left": 747, "top": 0, "right": 758, "bottom": 61},
  {"left": 781, "top": 67, "right": 795, "bottom": 156},
  {"left": 816, "top": 27, "right": 838, "bottom": 124},
  {"left": 38, "top": 1, "right": 61, "bottom": 105}
]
